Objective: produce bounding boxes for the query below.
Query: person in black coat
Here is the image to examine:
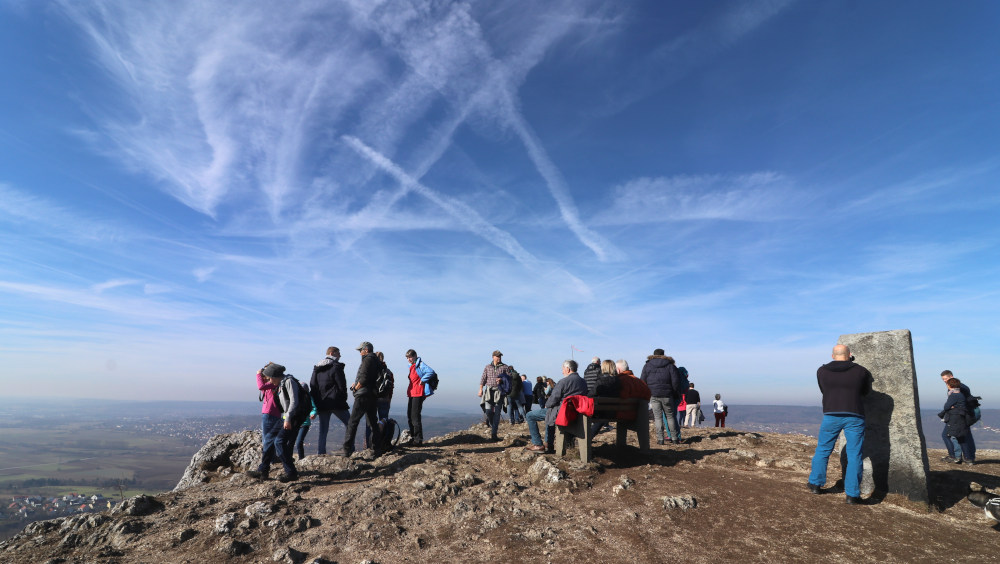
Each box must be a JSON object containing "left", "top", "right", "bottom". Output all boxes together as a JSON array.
[
  {"left": 938, "top": 377, "right": 974, "bottom": 463},
  {"left": 310, "top": 346, "right": 349, "bottom": 455},
  {"left": 343, "top": 341, "right": 383, "bottom": 457}
]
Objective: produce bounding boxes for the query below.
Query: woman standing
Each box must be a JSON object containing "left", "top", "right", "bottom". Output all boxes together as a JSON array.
[
  {"left": 713, "top": 393, "right": 727, "bottom": 428},
  {"left": 405, "top": 349, "right": 436, "bottom": 446}
]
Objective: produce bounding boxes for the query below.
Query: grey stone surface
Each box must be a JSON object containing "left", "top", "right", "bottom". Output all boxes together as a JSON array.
[
  {"left": 174, "top": 430, "right": 262, "bottom": 491},
  {"left": 836, "top": 329, "right": 930, "bottom": 503}
]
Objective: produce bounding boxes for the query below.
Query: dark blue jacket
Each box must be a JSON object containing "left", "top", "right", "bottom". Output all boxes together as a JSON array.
[{"left": 640, "top": 356, "right": 681, "bottom": 399}]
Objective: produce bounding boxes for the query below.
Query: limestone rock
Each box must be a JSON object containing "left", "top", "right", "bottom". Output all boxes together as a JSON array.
[
  {"left": 528, "top": 458, "right": 566, "bottom": 484},
  {"left": 109, "top": 495, "right": 163, "bottom": 517},
  {"left": 662, "top": 495, "right": 697, "bottom": 510},
  {"left": 214, "top": 513, "right": 237, "bottom": 535},
  {"left": 175, "top": 429, "right": 262, "bottom": 491}
]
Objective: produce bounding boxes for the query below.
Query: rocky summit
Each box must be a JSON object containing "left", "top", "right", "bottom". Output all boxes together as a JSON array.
[{"left": 2, "top": 422, "right": 998, "bottom": 563}]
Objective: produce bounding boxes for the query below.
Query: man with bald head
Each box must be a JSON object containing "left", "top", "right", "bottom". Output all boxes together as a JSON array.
[{"left": 807, "top": 344, "right": 873, "bottom": 505}]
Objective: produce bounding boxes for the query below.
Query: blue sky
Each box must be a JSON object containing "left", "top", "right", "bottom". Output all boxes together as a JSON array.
[{"left": 1, "top": 1, "right": 998, "bottom": 411}]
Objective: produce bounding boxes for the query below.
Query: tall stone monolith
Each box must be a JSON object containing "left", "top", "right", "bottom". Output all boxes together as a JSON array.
[{"left": 837, "top": 329, "right": 930, "bottom": 503}]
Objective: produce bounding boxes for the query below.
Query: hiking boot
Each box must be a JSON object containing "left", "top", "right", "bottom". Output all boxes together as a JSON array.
[
  {"left": 963, "top": 458, "right": 976, "bottom": 465},
  {"left": 940, "top": 455, "right": 956, "bottom": 462},
  {"left": 807, "top": 483, "right": 822, "bottom": 495},
  {"left": 245, "top": 470, "right": 268, "bottom": 480},
  {"left": 525, "top": 444, "right": 545, "bottom": 452},
  {"left": 277, "top": 473, "right": 298, "bottom": 483},
  {"left": 941, "top": 456, "right": 960, "bottom": 464},
  {"left": 845, "top": 496, "right": 863, "bottom": 505},
  {"left": 656, "top": 439, "right": 664, "bottom": 445}
]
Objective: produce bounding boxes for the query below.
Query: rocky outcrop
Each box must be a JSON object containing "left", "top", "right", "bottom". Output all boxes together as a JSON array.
[
  {"left": 174, "top": 429, "right": 261, "bottom": 491},
  {"left": 2, "top": 424, "right": 998, "bottom": 563}
]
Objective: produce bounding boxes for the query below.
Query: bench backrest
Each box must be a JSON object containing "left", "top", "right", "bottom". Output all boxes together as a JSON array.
[{"left": 591, "top": 397, "right": 643, "bottom": 418}]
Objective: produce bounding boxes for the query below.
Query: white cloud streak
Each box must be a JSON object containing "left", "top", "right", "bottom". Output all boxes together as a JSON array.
[
  {"left": 604, "top": 172, "right": 796, "bottom": 223},
  {"left": 343, "top": 134, "right": 592, "bottom": 300}
]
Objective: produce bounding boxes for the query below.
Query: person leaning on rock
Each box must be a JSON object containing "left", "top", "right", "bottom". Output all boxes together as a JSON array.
[
  {"left": 807, "top": 344, "right": 873, "bottom": 505},
  {"left": 342, "top": 341, "right": 383, "bottom": 457},
  {"left": 309, "top": 346, "right": 349, "bottom": 456}
]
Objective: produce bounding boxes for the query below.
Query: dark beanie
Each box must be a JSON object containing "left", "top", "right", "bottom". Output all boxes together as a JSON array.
[
  {"left": 653, "top": 348, "right": 665, "bottom": 356},
  {"left": 263, "top": 363, "right": 286, "bottom": 379}
]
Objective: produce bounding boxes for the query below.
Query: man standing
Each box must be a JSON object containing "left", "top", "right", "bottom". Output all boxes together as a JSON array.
[
  {"left": 684, "top": 382, "right": 702, "bottom": 427},
  {"left": 940, "top": 370, "right": 977, "bottom": 464},
  {"left": 640, "top": 349, "right": 682, "bottom": 445},
  {"left": 342, "top": 341, "right": 383, "bottom": 457},
  {"left": 807, "top": 344, "right": 873, "bottom": 504},
  {"left": 478, "top": 350, "right": 511, "bottom": 441},
  {"left": 524, "top": 360, "right": 587, "bottom": 452},
  {"left": 583, "top": 356, "right": 602, "bottom": 396},
  {"left": 521, "top": 374, "right": 534, "bottom": 413},
  {"left": 310, "top": 347, "right": 349, "bottom": 455}
]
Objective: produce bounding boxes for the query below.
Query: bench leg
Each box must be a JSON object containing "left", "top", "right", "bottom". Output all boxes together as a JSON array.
[
  {"left": 580, "top": 416, "right": 592, "bottom": 462},
  {"left": 616, "top": 423, "right": 627, "bottom": 447},
  {"left": 634, "top": 416, "right": 650, "bottom": 452},
  {"left": 555, "top": 427, "right": 567, "bottom": 457}
]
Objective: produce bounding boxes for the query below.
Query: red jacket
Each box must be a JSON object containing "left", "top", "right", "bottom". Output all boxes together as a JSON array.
[
  {"left": 407, "top": 364, "right": 424, "bottom": 398},
  {"left": 555, "top": 395, "right": 593, "bottom": 426}
]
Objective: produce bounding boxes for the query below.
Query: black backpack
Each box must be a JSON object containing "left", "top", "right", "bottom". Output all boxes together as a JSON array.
[
  {"left": 676, "top": 367, "right": 690, "bottom": 397},
  {"left": 375, "top": 365, "right": 394, "bottom": 398},
  {"left": 378, "top": 417, "right": 401, "bottom": 451},
  {"left": 280, "top": 377, "right": 311, "bottom": 427}
]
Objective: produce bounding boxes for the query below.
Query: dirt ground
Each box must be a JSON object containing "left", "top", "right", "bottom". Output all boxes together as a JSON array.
[{"left": 2, "top": 422, "right": 997, "bottom": 563}]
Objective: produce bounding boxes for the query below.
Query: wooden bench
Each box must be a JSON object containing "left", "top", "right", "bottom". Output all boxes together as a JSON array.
[{"left": 554, "top": 397, "right": 650, "bottom": 463}]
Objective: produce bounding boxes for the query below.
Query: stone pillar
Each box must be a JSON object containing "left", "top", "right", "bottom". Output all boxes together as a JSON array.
[{"left": 837, "top": 329, "right": 930, "bottom": 503}]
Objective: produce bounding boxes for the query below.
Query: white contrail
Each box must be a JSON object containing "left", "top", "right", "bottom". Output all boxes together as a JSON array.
[{"left": 342, "top": 135, "right": 592, "bottom": 298}]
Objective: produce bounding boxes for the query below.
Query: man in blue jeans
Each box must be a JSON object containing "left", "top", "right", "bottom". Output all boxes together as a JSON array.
[
  {"left": 807, "top": 344, "right": 873, "bottom": 504},
  {"left": 524, "top": 360, "right": 587, "bottom": 452}
]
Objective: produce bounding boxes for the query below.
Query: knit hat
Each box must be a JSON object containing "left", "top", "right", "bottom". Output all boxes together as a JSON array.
[
  {"left": 653, "top": 348, "right": 664, "bottom": 356},
  {"left": 262, "top": 363, "right": 286, "bottom": 379}
]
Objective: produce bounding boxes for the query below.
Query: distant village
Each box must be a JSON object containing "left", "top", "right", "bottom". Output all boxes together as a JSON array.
[{"left": 3, "top": 494, "right": 118, "bottom": 522}]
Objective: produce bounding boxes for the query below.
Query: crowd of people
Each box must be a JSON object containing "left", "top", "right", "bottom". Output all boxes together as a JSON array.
[
  {"left": 249, "top": 342, "right": 436, "bottom": 483},
  {"left": 250, "top": 340, "right": 984, "bottom": 497},
  {"left": 476, "top": 349, "right": 728, "bottom": 451},
  {"left": 247, "top": 344, "right": 730, "bottom": 482}
]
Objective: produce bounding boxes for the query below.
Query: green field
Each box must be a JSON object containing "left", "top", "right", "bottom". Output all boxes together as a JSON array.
[{"left": 0, "top": 423, "right": 194, "bottom": 497}]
